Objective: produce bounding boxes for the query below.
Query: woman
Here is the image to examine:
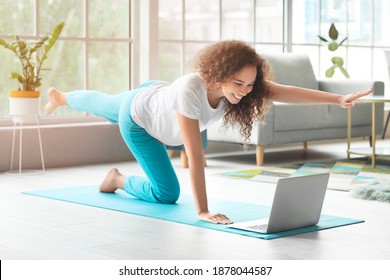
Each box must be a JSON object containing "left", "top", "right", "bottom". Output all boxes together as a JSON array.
[{"left": 45, "top": 40, "right": 371, "bottom": 225}]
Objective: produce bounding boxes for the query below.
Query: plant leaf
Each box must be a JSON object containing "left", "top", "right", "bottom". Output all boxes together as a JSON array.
[
  {"left": 338, "top": 65, "right": 350, "bottom": 78},
  {"left": 30, "top": 36, "right": 48, "bottom": 54},
  {"left": 317, "top": 35, "right": 328, "bottom": 43},
  {"left": 10, "top": 72, "right": 25, "bottom": 86},
  {"left": 41, "top": 54, "right": 48, "bottom": 63},
  {"left": 339, "top": 37, "right": 348, "bottom": 46},
  {"left": 331, "top": 56, "right": 344, "bottom": 66},
  {"left": 17, "top": 40, "right": 26, "bottom": 52},
  {"left": 325, "top": 66, "right": 336, "bottom": 77},
  {"left": 0, "top": 39, "right": 18, "bottom": 54},
  {"left": 20, "top": 48, "right": 28, "bottom": 56},
  {"left": 329, "top": 23, "right": 339, "bottom": 40},
  {"left": 328, "top": 42, "right": 339, "bottom": 51},
  {"left": 10, "top": 72, "right": 21, "bottom": 79},
  {"left": 45, "top": 21, "right": 65, "bottom": 53},
  {"left": 31, "top": 78, "right": 42, "bottom": 89}
]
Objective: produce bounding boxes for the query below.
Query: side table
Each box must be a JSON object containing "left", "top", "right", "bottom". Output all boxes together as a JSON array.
[{"left": 347, "top": 96, "right": 390, "bottom": 167}]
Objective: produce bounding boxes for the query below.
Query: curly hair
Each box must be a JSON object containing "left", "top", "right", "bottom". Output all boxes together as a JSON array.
[{"left": 194, "top": 40, "right": 271, "bottom": 144}]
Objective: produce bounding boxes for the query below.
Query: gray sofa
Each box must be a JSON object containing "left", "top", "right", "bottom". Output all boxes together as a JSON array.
[{"left": 207, "top": 53, "right": 385, "bottom": 165}]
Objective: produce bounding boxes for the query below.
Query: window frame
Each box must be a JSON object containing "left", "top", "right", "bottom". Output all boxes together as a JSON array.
[{"left": 157, "top": 0, "right": 288, "bottom": 80}]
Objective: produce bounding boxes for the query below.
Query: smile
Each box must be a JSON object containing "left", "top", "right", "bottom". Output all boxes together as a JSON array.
[{"left": 233, "top": 93, "right": 243, "bottom": 100}]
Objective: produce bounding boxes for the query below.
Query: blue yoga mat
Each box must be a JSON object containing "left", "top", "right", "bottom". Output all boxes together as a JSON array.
[{"left": 23, "top": 186, "right": 364, "bottom": 240}]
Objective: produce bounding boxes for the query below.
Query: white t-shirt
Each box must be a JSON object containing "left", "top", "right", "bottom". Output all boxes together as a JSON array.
[{"left": 130, "top": 73, "right": 225, "bottom": 146}]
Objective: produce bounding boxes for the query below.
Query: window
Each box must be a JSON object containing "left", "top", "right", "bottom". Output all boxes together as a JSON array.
[
  {"left": 292, "top": 0, "right": 390, "bottom": 94},
  {"left": 158, "top": 0, "right": 390, "bottom": 97},
  {"left": 158, "top": 0, "right": 285, "bottom": 82},
  {"left": 0, "top": 0, "right": 132, "bottom": 119},
  {"left": 2, "top": 0, "right": 390, "bottom": 123}
]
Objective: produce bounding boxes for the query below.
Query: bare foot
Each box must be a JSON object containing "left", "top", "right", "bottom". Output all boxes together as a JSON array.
[
  {"left": 99, "top": 168, "right": 125, "bottom": 193},
  {"left": 45, "top": 87, "right": 67, "bottom": 115}
]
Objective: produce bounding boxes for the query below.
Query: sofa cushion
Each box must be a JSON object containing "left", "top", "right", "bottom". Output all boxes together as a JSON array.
[
  {"left": 273, "top": 103, "right": 378, "bottom": 132},
  {"left": 263, "top": 53, "right": 319, "bottom": 90}
]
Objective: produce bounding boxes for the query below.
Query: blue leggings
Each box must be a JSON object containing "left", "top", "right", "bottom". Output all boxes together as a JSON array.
[{"left": 66, "top": 81, "right": 180, "bottom": 204}]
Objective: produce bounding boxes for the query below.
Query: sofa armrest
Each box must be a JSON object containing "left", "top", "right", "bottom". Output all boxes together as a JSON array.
[
  {"left": 254, "top": 104, "right": 275, "bottom": 145},
  {"left": 318, "top": 80, "right": 384, "bottom": 96},
  {"left": 319, "top": 79, "right": 385, "bottom": 133}
]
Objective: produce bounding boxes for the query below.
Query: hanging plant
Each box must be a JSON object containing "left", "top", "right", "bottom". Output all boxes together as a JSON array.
[{"left": 318, "top": 23, "right": 350, "bottom": 78}]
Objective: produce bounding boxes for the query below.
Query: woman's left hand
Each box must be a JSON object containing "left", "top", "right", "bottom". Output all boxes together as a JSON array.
[
  {"left": 337, "top": 88, "right": 373, "bottom": 108},
  {"left": 198, "top": 211, "right": 233, "bottom": 224}
]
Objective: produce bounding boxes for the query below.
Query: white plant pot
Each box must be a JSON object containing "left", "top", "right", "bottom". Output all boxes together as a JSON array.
[{"left": 9, "top": 97, "right": 41, "bottom": 123}]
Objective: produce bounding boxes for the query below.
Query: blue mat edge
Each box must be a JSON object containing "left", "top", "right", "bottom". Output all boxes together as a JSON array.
[{"left": 22, "top": 186, "right": 365, "bottom": 240}]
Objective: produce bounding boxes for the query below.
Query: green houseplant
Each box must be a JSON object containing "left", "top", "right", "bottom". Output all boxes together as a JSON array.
[
  {"left": 0, "top": 22, "right": 65, "bottom": 121},
  {"left": 318, "top": 23, "right": 350, "bottom": 78},
  {"left": 0, "top": 21, "right": 65, "bottom": 96}
]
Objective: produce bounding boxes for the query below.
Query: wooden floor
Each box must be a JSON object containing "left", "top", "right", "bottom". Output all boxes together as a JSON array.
[{"left": 1, "top": 139, "right": 390, "bottom": 260}]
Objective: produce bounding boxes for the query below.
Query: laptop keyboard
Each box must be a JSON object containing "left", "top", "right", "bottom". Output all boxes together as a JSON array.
[{"left": 247, "top": 224, "right": 268, "bottom": 231}]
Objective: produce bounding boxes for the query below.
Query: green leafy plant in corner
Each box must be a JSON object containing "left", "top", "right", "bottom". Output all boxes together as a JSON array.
[
  {"left": 318, "top": 23, "right": 350, "bottom": 78},
  {"left": 0, "top": 22, "right": 65, "bottom": 92}
]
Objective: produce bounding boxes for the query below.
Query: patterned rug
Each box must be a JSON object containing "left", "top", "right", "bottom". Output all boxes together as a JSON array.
[{"left": 219, "top": 158, "right": 390, "bottom": 192}]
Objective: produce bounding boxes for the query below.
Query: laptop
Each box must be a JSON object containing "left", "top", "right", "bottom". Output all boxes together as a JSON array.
[{"left": 229, "top": 173, "right": 330, "bottom": 234}]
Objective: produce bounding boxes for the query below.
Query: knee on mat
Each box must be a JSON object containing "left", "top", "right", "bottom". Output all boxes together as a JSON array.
[{"left": 155, "top": 189, "right": 180, "bottom": 204}]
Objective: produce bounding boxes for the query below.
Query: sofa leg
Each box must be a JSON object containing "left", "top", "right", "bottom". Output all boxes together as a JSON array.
[
  {"left": 167, "top": 149, "right": 174, "bottom": 158},
  {"left": 303, "top": 142, "right": 308, "bottom": 149},
  {"left": 180, "top": 150, "right": 207, "bottom": 168},
  {"left": 180, "top": 150, "right": 189, "bottom": 168},
  {"left": 256, "top": 145, "right": 264, "bottom": 166}
]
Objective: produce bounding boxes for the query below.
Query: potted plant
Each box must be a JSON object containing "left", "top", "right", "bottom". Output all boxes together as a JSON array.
[
  {"left": 318, "top": 23, "right": 350, "bottom": 78},
  {"left": 0, "top": 21, "right": 65, "bottom": 122}
]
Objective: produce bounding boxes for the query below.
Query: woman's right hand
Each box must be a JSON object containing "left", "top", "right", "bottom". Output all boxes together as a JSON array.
[{"left": 199, "top": 211, "right": 233, "bottom": 224}]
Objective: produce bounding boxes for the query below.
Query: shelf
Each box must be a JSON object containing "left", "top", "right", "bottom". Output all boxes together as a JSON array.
[{"left": 347, "top": 147, "right": 390, "bottom": 157}]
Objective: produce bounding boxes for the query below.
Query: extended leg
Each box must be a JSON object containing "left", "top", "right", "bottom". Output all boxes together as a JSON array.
[
  {"left": 45, "top": 87, "right": 128, "bottom": 123},
  {"left": 65, "top": 89, "right": 128, "bottom": 123}
]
